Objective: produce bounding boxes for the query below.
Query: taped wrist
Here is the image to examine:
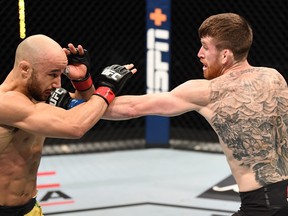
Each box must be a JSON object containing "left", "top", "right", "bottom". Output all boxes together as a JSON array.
[
  {"left": 93, "top": 86, "right": 115, "bottom": 105},
  {"left": 71, "top": 72, "right": 93, "bottom": 91}
]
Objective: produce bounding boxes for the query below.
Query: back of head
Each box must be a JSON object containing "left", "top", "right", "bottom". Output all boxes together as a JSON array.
[{"left": 198, "top": 13, "right": 253, "bottom": 61}]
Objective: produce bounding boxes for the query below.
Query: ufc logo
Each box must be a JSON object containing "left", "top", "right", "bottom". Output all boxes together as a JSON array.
[
  {"left": 48, "top": 88, "right": 66, "bottom": 106},
  {"left": 102, "top": 68, "right": 121, "bottom": 81}
]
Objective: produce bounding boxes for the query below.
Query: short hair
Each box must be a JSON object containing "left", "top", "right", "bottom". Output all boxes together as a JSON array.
[{"left": 198, "top": 13, "right": 253, "bottom": 61}]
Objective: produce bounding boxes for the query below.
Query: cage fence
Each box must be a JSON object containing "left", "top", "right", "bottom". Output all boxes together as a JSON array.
[{"left": 1, "top": 0, "right": 287, "bottom": 155}]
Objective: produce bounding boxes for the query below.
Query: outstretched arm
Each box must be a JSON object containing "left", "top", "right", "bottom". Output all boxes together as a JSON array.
[{"left": 103, "top": 79, "right": 211, "bottom": 120}]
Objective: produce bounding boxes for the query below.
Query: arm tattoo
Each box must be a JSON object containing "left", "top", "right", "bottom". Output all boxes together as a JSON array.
[{"left": 210, "top": 68, "right": 288, "bottom": 185}]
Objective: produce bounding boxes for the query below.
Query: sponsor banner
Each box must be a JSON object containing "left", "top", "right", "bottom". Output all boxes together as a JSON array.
[{"left": 146, "top": 0, "right": 171, "bottom": 146}]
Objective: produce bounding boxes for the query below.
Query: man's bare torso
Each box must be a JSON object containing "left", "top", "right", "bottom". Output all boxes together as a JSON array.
[
  {"left": 207, "top": 67, "right": 288, "bottom": 191},
  {"left": 0, "top": 124, "right": 44, "bottom": 206}
]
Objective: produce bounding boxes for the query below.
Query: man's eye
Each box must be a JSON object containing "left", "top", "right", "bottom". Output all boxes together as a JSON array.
[{"left": 49, "top": 74, "right": 58, "bottom": 78}]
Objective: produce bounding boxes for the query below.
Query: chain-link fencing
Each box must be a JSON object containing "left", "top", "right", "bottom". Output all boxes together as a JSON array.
[{"left": 1, "top": 0, "right": 287, "bottom": 154}]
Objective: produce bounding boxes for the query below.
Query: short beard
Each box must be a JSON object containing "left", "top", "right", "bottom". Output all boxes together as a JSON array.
[
  {"left": 27, "top": 70, "right": 45, "bottom": 101},
  {"left": 204, "top": 62, "right": 223, "bottom": 80}
]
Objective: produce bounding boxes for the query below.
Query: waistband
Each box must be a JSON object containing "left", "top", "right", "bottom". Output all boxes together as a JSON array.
[
  {"left": 239, "top": 179, "right": 288, "bottom": 208},
  {"left": 0, "top": 197, "right": 36, "bottom": 216},
  {"left": 239, "top": 179, "right": 288, "bottom": 196}
]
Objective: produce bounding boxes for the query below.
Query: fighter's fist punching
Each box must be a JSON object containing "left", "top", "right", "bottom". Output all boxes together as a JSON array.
[{"left": 94, "top": 64, "right": 134, "bottom": 105}]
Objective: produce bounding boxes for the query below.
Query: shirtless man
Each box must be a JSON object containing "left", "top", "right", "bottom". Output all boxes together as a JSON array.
[
  {"left": 0, "top": 34, "right": 136, "bottom": 215},
  {"left": 103, "top": 13, "right": 288, "bottom": 215}
]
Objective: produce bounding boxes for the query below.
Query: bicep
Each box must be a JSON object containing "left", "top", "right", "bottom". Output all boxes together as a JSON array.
[
  {"left": 18, "top": 103, "right": 71, "bottom": 136},
  {"left": 0, "top": 91, "right": 108, "bottom": 138},
  {"left": 0, "top": 96, "right": 66, "bottom": 136},
  {"left": 0, "top": 92, "right": 74, "bottom": 137}
]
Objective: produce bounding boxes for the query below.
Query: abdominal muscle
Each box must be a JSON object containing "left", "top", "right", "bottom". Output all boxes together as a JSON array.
[{"left": 0, "top": 126, "right": 44, "bottom": 206}]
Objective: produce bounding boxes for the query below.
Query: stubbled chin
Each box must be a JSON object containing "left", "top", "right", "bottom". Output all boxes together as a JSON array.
[
  {"left": 41, "top": 93, "right": 51, "bottom": 102},
  {"left": 203, "top": 70, "right": 213, "bottom": 80}
]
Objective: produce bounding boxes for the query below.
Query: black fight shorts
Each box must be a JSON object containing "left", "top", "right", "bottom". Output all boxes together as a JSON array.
[
  {"left": 0, "top": 198, "right": 36, "bottom": 216},
  {"left": 232, "top": 180, "right": 288, "bottom": 216}
]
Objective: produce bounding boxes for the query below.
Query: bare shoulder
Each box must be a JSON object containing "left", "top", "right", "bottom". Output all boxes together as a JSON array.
[
  {"left": 0, "top": 90, "right": 32, "bottom": 106},
  {"left": 173, "top": 79, "right": 211, "bottom": 96},
  {"left": 0, "top": 91, "right": 34, "bottom": 125},
  {"left": 259, "top": 66, "right": 281, "bottom": 74},
  {"left": 177, "top": 79, "right": 211, "bottom": 89},
  {"left": 256, "top": 67, "right": 287, "bottom": 87},
  {"left": 211, "top": 67, "right": 286, "bottom": 91},
  {"left": 258, "top": 66, "right": 284, "bottom": 76}
]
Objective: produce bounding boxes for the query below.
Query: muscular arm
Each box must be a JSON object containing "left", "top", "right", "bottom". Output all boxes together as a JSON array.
[
  {"left": 103, "top": 79, "right": 211, "bottom": 120},
  {"left": 0, "top": 91, "right": 107, "bottom": 139}
]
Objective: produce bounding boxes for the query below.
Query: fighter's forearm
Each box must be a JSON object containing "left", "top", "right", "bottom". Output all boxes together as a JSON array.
[{"left": 102, "top": 96, "right": 140, "bottom": 120}]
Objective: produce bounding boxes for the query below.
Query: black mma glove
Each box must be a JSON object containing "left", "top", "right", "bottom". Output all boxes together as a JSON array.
[
  {"left": 65, "top": 48, "right": 93, "bottom": 91},
  {"left": 94, "top": 64, "right": 133, "bottom": 105},
  {"left": 46, "top": 88, "right": 85, "bottom": 110}
]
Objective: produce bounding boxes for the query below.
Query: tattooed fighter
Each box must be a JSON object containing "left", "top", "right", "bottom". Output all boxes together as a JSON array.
[{"left": 103, "top": 13, "right": 288, "bottom": 216}]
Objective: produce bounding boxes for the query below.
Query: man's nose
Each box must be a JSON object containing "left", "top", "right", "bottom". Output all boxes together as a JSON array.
[
  {"left": 52, "top": 77, "right": 61, "bottom": 88},
  {"left": 197, "top": 48, "right": 204, "bottom": 58}
]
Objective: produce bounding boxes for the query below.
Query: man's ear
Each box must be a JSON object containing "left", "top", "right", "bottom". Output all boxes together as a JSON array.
[
  {"left": 221, "top": 49, "right": 233, "bottom": 64},
  {"left": 19, "top": 60, "right": 31, "bottom": 78}
]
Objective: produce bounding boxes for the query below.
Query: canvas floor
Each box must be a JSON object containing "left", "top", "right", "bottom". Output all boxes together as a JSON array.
[{"left": 37, "top": 148, "right": 240, "bottom": 216}]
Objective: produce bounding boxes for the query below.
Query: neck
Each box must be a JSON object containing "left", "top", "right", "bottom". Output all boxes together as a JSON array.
[{"left": 223, "top": 60, "right": 251, "bottom": 75}]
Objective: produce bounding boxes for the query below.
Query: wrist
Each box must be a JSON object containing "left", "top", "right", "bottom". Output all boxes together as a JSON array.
[
  {"left": 93, "top": 86, "right": 115, "bottom": 105},
  {"left": 71, "top": 72, "right": 93, "bottom": 91}
]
